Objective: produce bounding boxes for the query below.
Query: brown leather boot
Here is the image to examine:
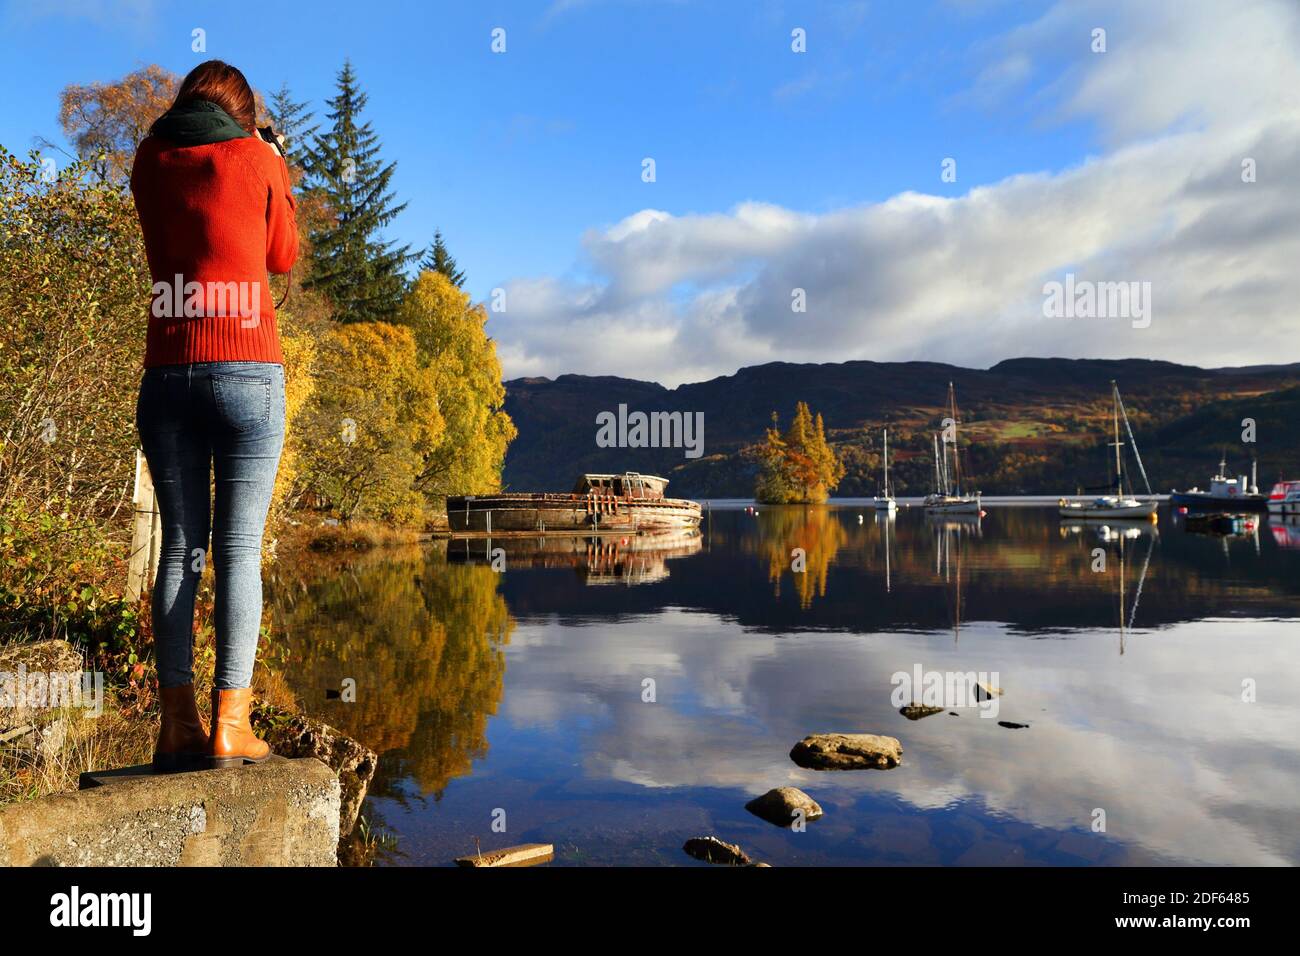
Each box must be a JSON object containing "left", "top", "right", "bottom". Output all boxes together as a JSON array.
[
  {"left": 153, "top": 684, "right": 209, "bottom": 772},
  {"left": 208, "top": 687, "right": 272, "bottom": 768}
]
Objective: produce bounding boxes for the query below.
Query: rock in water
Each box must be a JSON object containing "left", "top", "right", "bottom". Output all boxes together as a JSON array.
[
  {"left": 262, "top": 714, "right": 377, "bottom": 851},
  {"left": 683, "top": 836, "right": 753, "bottom": 866},
  {"left": 790, "top": 733, "right": 903, "bottom": 770},
  {"left": 900, "top": 704, "right": 945, "bottom": 721},
  {"left": 998, "top": 721, "right": 1029, "bottom": 729},
  {"left": 745, "top": 787, "right": 824, "bottom": 827}
]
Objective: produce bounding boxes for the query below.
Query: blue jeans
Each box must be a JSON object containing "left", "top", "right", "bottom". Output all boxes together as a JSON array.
[{"left": 136, "top": 362, "right": 285, "bottom": 689}]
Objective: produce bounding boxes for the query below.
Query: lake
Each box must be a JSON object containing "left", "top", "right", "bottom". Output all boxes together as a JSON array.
[{"left": 268, "top": 502, "right": 1300, "bottom": 866}]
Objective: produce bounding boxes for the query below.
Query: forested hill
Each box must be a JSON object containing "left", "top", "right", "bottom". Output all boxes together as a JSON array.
[{"left": 502, "top": 358, "right": 1300, "bottom": 498}]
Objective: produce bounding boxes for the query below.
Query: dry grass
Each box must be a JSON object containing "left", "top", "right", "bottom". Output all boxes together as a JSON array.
[
  {"left": 277, "top": 518, "right": 428, "bottom": 553},
  {"left": 0, "top": 694, "right": 155, "bottom": 806}
]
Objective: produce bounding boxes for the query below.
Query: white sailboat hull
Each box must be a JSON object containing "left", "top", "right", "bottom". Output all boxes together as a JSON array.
[
  {"left": 872, "top": 496, "right": 897, "bottom": 512},
  {"left": 924, "top": 494, "right": 982, "bottom": 514},
  {"left": 1058, "top": 498, "right": 1157, "bottom": 519}
]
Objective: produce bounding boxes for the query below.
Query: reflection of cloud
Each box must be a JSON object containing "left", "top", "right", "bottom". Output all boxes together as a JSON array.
[
  {"left": 496, "top": 609, "right": 1300, "bottom": 864},
  {"left": 491, "top": 0, "right": 1300, "bottom": 386}
]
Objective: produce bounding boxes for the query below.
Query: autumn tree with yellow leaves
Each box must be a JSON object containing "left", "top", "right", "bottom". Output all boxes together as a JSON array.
[
  {"left": 397, "top": 271, "right": 516, "bottom": 503},
  {"left": 756, "top": 402, "right": 845, "bottom": 504}
]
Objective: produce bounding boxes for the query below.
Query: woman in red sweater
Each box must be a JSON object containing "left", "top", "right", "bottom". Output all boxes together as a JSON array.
[{"left": 132, "top": 60, "right": 297, "bottom": 771}]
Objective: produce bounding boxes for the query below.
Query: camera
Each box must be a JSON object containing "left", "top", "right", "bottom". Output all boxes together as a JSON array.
[{"left": 257, "top": 124, "right": 286, "bottom": 159}]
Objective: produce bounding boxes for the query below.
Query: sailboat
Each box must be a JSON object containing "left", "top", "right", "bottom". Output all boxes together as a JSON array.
[
  {"left": 923, "top": 383, "right": 982, "bottom": 514},
  {"left": 1058, "top": 381, "right": 1158, "bottom": 520},
  {"left": 872, "top": 428, "right": 897, "bottom": 513}
]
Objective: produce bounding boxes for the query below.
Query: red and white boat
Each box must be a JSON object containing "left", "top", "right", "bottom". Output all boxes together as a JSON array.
[{"left": 1267, "top": 480, "right": 1300, "bottom": 517}]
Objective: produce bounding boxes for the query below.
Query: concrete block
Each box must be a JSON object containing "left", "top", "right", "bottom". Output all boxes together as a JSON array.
[{"left": 0, "top": 756, "right": 340, "bottom": 867}]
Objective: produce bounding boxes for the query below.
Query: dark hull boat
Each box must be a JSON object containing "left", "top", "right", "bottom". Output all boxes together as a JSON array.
[
  {"left": 446, "top": 472, "right": 702, "bottom": 535},
  {"left": 1170, "top": 459, "right": 1266, "bottom": 512},
  {"left": 1170, "top": 490, "right": 1267, "bottom": 512}
]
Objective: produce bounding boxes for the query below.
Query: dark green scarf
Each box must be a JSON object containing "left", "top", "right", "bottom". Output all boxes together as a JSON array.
[{"left": 150, "top": 99, "right": 250, "bottom": 146}]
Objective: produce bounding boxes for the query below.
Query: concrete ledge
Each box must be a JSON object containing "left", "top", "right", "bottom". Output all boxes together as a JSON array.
[{"left": 0, "top": 757, "right": 340, "bottom": 866}]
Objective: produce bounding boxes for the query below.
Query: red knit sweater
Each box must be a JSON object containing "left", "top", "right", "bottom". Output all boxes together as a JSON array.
[{"left": 131, "top": 135, "right": 298, "bottom": 367}]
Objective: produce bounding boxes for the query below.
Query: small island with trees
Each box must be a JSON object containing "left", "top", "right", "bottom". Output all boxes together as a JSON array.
[{"left": 755, "top": 401, "right": 845, "bottom": 504}]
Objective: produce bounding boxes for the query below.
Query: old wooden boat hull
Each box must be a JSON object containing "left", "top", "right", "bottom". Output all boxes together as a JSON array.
[{"left": 446, "top": 492, "right": 702, "bottom": 534}]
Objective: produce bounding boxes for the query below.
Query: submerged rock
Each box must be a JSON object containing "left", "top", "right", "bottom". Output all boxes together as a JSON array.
[
  {"left": 998, "top": 721, "right": 1029, "bottom": 729},
  {"left": 900, "top": 704, "right": 945, "bottom": 721},
  {"left": 683, "top": 836, "right": 752, "bottom": 866},
  {"left": 745, "top": 787, "right": 823, "bottom": 827},
  {"left": 790, "top": 733, "right": 902, "bottom": 770}
]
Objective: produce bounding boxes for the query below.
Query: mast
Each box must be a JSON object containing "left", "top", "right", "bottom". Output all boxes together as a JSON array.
[
  {"left": 948, "top": 382, "right": 962, "bottom": 496},
  {"left": 1111, "top": 381, "right": 1124, "bottom": 497},
  {"left": 932, "top": 433, "right": 941, "bottom": 495},
  {"left": 883, "top": 429, "right": 891, "bottom": 499},
  {"left": 1115, "top": 382, "right": 1152, "bottom": 495},
  {"left": 941, "top": 433, "right": 951, "bottom": 495}
]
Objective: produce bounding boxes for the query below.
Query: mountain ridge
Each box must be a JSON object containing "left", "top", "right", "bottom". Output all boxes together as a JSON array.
[{"left": 501, "top": 357, "right": 1300, "bottom": 496}]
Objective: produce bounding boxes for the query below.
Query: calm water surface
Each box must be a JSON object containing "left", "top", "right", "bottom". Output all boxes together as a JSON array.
[{"left": 268, "top": 503, "right": 1300, "bottom": 866}]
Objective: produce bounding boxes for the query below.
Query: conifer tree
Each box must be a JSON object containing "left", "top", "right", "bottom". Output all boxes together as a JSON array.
[
  {"left": 300, "top": 60, "right": 412, "bottom": 323},
  {"left": 267, "top": 81, "right": 317, "bottom": 168},
  {"left": 755, "top": 402, "right": 844, "bottom": 503},
  {"left": 420, "top": 228, "right": 466, "bottom": 288}
]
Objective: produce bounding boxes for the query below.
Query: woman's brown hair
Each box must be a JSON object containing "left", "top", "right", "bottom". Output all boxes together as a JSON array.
[{"left": 159, "top": 60, "right": 257, "bottom": 132}]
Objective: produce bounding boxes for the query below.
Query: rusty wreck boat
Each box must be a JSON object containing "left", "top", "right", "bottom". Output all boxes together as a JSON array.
[{"left": 446, "top": 473, "right": 702, "bottom": 535}]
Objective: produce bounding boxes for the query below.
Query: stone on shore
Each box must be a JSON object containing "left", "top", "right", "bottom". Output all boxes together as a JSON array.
[
  {"left": 745, "top": 787, "right": 823, "bottom": 827},
  {"left": 261, "top": 713, "right": 377, "bottom": 849},
  {"left": 790, "top": 733, "right": 903, "bottom": 770},
  {"left": 683, "top": 836, "right": 752, "bottom": 866},
  {"left": 0, "top": 757, "right": 340, "bottom": 866},
  {"left": 0, "top": 639, "right": 85, "bottom": 739}
]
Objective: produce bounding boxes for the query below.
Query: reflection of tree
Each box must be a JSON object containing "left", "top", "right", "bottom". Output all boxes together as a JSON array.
[
  {"left": 269, "top": 547, "right": 514, "bottom": 799},
  {"left": 749, "top": 507, "right": 848, "bottom": 609}
]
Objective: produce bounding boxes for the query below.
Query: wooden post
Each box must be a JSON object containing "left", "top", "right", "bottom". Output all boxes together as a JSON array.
[{"left": 125, "top": 449, "right": 160, "bottom": 602}]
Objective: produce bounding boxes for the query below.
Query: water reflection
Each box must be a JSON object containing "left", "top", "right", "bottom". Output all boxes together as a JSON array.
[
  {"left": 447, "top": 529, "right": 702, "bottom": 586},
  {"left": 750, "top": 507, "right": 847, "bottom": 609},
  {"left": 270, "top": 545, "right": 513, "bottom": 799},
  {"left": 270, "top": 505, "right": 1300, "bottom": 866}
]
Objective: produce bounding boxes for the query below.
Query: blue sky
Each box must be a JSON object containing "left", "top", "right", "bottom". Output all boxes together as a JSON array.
[{"left": 2, "top": 0, "right": 1297, "bottom": 385}]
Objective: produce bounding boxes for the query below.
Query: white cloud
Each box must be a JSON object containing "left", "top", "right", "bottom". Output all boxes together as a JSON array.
[{"left": 490, "top": 0, "right": 1300, "bottom": 387}]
